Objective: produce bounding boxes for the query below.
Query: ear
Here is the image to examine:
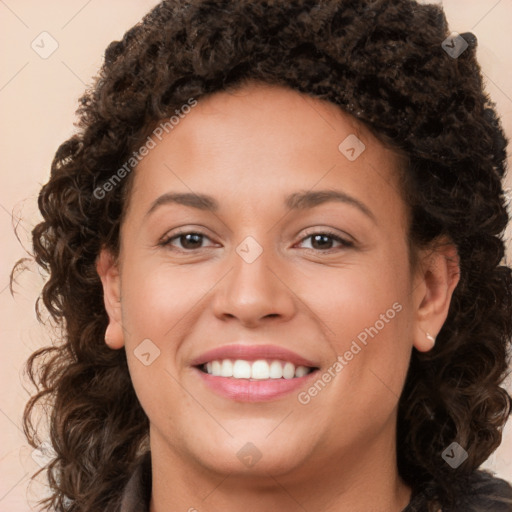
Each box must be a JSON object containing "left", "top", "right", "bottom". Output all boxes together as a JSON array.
[
  {"left": 412, "top": 240, "right": 460, "bottom": 352},
  {"left": 96, "top": 248, "right": 125, "bottom": 349}
]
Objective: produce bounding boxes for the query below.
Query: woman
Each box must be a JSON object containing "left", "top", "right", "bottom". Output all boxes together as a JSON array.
[{"left": 22, "top": 0, "right": 512, "bottom": 511}]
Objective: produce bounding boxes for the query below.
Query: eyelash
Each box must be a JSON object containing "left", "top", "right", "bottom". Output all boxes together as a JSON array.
[{"left": 159, "top": 229, "right": 354, "bottom": 254}]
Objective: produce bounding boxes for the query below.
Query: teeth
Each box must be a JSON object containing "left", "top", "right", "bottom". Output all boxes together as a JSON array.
[
  {"left": 203, "top": 359, "right": 312, "bottom": 379},
  {"left": 251, "top": 360, "right": 270, "bottom": 379},
  {"left": 221, "top": 359, "right": 233, "bottom": 377},
  {"left": 232, "top": 360, "right": 251, "bottom": 379},
  {"left": 212, "top": 360, "right": 221, "bottom": 375},
  {"left": 294, "top": 365, "right": 309, "bottom": 378},
  {"left": 269, "top": 360, "right": 283, "bottom": 379},
  {"left": 283, "top": 362, "right": 295, "bottom": 379}
]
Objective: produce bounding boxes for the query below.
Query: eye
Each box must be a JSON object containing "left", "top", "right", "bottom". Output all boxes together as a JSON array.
[
  {"left": 159, "top": 231, "right": 216, "bottom": 251},
  {"left": 159, "top": 229, "right": 354, "bottom": 253},
  {"left": 296, "top": 230, "right": 354, "bottom": 252}
]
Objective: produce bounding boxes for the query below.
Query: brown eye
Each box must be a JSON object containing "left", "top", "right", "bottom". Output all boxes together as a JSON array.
[
  {"left": 160, "top": 231, "right": 213, "bottom": 251},
  {"left": 309, "top": 234, "right": 337, "bottom": 250},
  {"left": 298, "top": 231, "right": 354, "bottom": 252}
]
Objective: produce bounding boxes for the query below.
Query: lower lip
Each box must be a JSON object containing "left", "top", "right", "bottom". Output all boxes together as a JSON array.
[{"left": 193, "top": 367, "right": 318, "bottom": 402}]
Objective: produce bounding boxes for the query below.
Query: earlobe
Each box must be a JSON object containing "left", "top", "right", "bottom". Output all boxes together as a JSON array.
[
  {"left": 104, "top": 322, "right": 124, "bottom": 350},
  {"left": 413, "top": 241, "right": 460, "bottom": 353},
  {"left": 414, "top": 328, "right": 437, "bottom": 353},
  {"left": 96, "top": 248, "right": 125, "bottom": 350}
]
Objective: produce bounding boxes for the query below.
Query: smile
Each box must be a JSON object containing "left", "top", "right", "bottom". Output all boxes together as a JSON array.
[
  {"left": 190, "top": 343, "right": 320, "bottom": 401},
  {"left": 200, "top": 359, "right": 315, "bottom": 379}
]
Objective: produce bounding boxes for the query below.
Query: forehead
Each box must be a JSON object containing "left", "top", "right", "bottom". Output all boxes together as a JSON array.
[
  {"left": 126, "top": 83, "right": 407, "bottom": 226},
  {"left": 166, "top": 83, "right": 372, "bottom": 161}
]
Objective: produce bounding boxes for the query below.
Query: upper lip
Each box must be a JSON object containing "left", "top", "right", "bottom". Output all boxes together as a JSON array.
[{"left": 190, "top": 344, "right": 319, "bottom": 368}]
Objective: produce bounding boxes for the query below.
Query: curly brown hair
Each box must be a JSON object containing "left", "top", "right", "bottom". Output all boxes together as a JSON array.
[{"left": 19, "top": 0, "right": 512, "bottom": 511}]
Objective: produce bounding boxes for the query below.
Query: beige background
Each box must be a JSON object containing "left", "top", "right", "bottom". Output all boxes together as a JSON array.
[{"left": 1, "top": 1, "right": 511, "bottom": 510}]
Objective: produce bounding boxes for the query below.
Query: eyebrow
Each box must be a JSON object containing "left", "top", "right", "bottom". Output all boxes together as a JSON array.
[
  {"left": 285, "top": 190, "right": 375, "bottom": 221},
  {"left": 145, "top": 189, "right": 376, "bottom": 222}
]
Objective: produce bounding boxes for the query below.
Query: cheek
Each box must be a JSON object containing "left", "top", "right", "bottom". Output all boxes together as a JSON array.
[
  {"left": 304, "top": 257, "right": 408, "bottom": 342},
  {"left": 117, "top": 261, "right": 204, "bottom": 408},
  {"left": 308, "top": 253, "right": 413, "bottom": 395},
  {"left": 120, "top": 258, "right": 209, "bottom": 341}
]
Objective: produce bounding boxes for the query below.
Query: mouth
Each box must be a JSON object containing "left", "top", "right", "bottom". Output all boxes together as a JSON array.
[
  {"left": 190, "top": 344, "right": 320, "bottom": 402},
  {"left": 189, "top": 342, "right": 320, "bottom": 402},
  {"left": 196, "top": 358, "right": 317, "bottom": 380}
]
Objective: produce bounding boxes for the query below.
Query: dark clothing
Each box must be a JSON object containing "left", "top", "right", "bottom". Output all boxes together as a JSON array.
[{"left": 119, "top": 451, "right": 512, "bottom": 511}]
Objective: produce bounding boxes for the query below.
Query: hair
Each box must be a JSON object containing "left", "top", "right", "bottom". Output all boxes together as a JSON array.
[{"left": 18, "top": 0, "right": 512, "bottom": 511}]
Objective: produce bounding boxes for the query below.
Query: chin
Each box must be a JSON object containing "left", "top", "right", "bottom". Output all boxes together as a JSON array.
[{"left": 188, "top": 436, "right": 311, "bottom": 477}]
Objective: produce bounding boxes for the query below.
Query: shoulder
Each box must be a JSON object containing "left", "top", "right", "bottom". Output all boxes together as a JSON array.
[
  {"left": 406, "top": 470, "right": 512, "bottom": 512},
  {"left": 118, "top": 451, "right": 152, "bottom": 512},
  {"left": 454, "top": 470, "right": 512, "bottom": 511}
]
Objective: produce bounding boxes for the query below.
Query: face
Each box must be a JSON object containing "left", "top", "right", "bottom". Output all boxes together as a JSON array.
[{"left": 98, "top": 83, "right": 458, "bottom": 486}]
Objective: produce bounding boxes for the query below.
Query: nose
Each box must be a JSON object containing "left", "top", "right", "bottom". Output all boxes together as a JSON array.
[{"left": 211, "top": 242, "right": 297, "bottom": 328}]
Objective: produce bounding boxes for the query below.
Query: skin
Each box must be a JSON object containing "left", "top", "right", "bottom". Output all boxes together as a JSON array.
[{"left": 97, "top": 82, "right": 460, "bottom": 512}]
